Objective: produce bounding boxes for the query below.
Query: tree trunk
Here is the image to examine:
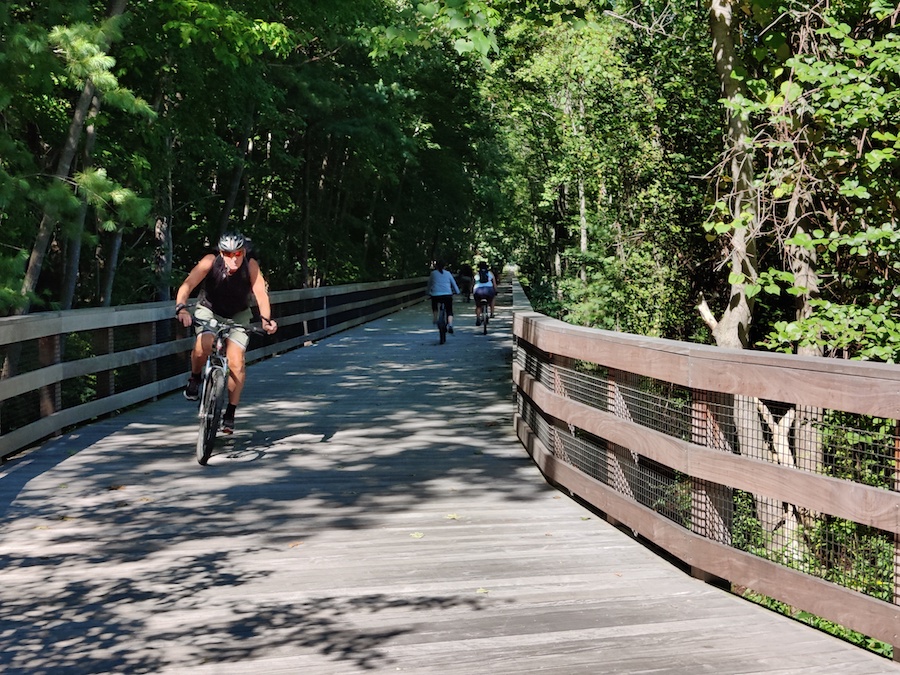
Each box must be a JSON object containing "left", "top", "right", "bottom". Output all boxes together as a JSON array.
[
  {"left": 18, "top": 80, "right": 97, "bottom": 315},
  {"left": 61, "top": 94, "right": 101, "bottom": 311},
  {"left": 218, "top": 111, "right": 254, "bottom": 234},
  {"left": 155, "top": 137, "right": 175, "bottom": 302},
  {"left": 100, "top": 230, "right": 123, "bottom": 307},
  {"left": 301, "top": 137, "right": 312, "bottom": 287},
  {"left": 702, "top": 0, "right": 801, "bottom": 557},
  {"left": 785, "top": 188, "right": 825, "bottom": 532},
  {"left": 578, "top": 175, "right": 587, "bottom": 284},
  {"left": 702, "top": 0, "right": 759, "bottom": 349},
  {"left": 155, "top": 216, "right": 173, "bottom": 302}
]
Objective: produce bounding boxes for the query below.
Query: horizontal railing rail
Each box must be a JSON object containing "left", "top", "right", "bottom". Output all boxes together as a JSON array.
[
  {"left": 0, "top": 278, "right": 427, "bottom": 460},
  {"left": 510, "top": 279, "right": 899, "bottom": 656}
]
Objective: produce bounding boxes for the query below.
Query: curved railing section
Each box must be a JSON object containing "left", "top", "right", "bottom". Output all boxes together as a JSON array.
[
  {"left": 511, "top": 284, "right": 899, "bottom": 654},
  {"left": 0, "top": 278, "right": 427, "bottom": 460}
]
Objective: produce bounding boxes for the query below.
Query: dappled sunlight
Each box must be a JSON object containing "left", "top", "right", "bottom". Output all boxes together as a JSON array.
[
  {"left": 0, "top": 302, "right": 539, "bottom": 672},
  {"left": 1, "top": 301, "right": 861, "bottom": 673}
]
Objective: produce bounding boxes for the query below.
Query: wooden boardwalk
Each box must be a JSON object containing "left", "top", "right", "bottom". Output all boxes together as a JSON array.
[{"left": 1, "top": 294, "right": 897, "bottom": 674}]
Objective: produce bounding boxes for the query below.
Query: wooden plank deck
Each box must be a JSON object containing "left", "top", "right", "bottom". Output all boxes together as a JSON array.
[{"left": 1, "top": 293, "right": 897, "bottom": 674}]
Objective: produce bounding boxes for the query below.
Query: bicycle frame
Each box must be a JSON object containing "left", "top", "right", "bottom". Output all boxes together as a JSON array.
[{"left": 199, "top": 325, "right": 231, "bottom": 404}]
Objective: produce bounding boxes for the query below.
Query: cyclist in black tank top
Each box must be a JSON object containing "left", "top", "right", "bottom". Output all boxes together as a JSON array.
[
  {"left": 174, "top": 232, "right": 278, "bottom": 433},
  {"left": 199, "top": 254, "right": 252, "bottom": 318}
]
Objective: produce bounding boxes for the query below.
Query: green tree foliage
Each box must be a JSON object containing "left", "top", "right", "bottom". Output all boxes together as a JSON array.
[
  {"left": 4, "top": 0, "right": 900, "bottom": 368},
  {"left": 486, "top": 2, "right": 720, "bottom": 339},
  {"left": 0, "top": 0, "right": 507, "bottom": 312},
  {"left": 743, "top": 3, "right": 900, "bottom": 361}
]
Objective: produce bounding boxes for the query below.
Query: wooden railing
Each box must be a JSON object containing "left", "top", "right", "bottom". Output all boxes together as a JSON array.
[
  {"left": 0, "top": 278, "right": 427, "bottom": 460},
  {"left": 510, "top": 280, "right": 900, "bottom": 657}
]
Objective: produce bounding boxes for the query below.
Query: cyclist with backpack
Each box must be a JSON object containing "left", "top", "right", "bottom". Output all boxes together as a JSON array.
[{"left": 473, "top": 261, "right": 497, "bottom": 326}]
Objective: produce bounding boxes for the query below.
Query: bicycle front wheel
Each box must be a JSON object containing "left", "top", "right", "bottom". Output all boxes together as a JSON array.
[{"left": 196, "top": 368, "right": 226, "bottom": 465}]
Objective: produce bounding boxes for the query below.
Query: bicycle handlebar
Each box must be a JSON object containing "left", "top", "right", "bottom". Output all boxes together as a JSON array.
[{"left": 189, "top": 316, "right": 269, "bottom": 335}]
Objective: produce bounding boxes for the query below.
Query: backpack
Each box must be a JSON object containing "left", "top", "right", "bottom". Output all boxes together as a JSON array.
[{"left": 478, "top": 269, "right": 489, "bottom": 284}]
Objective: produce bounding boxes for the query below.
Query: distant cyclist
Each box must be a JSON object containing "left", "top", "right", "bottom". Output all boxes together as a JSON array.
[
  {"left": 428, "top": 260, "right": 460, "bottom": 334},
  {"left": 473, "top": 261, "right": 497, "bottom": 327},
  {"left": 174, "top": 232, "right": 278, "bottom": 433},
  {"left": 457, "top": 263, "right": 474, "bottom": 303}
]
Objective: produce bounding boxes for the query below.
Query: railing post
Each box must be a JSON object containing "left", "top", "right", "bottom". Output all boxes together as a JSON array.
[
  {"left": 549, "top": 358, "right": 571, "bottom": 464},
  {"left": 606, "top": 368, "right": 637, "bottom": 502},
  {"left": 139, "top": 320, "right": 157, "bottom": 390},
  {"left": 37, "top": 334, "right": 61, "bottom": 422},
  {"left": 94, "top": 327, "right": 115, "bottom": 398},
  {"left": 690, "top": 390, "right": 733, "bottom": 580}
]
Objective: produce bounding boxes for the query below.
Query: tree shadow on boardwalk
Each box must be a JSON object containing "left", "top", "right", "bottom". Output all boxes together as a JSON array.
[
  {"left": 0, "top": 302, "right": 518, "bottom": 673},
  {"left": 2, "top": 298, "right": 896, "bottom": 674},
  {"left": 0, "top": 543, "right": 485, "bottom": 673}
]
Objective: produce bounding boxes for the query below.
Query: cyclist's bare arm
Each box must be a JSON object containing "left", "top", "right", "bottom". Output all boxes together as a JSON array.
[
  {"left": 175, "top": 254, "right": 216, "bottom": 327},
  {"left": 248, "top": 259, "right": 278, "bottom": 334}
]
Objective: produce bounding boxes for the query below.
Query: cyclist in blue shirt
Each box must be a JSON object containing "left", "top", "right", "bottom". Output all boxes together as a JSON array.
[{"left": 428, "top": 260, "right": 460, "bottom": 334}]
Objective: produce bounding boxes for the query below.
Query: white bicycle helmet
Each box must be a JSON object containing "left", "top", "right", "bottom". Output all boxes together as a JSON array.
[{"left": 218, "top": 232, "right": 245, "bottom": 253}]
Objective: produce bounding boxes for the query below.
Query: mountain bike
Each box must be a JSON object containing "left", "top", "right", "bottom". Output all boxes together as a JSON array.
[
  {"left": 436, "top": 300, "right": 448, "bottom": 344},
  {"left": 192, "top": 317, "right": 263, "bottom": 465}
]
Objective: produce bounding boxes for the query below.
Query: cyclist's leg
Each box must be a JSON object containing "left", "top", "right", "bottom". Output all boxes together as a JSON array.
[
  {"left": 445, "top": 295, "right": 454, "bottom": 329},
  {"left": 191, "top": 333, "right": 214, "bottom": 370},
  {"left": 219, "top": 335, "right": 246, "bottom": 433},
  {"left": 225, "top": 339, "right": 247, "bottom": 404},
  {"left": 185, "top": 307, "right": 215, "bottom": 399},
  {"left": 431, "top": 296, "right": 439, "bottom": 323},
  {"left": 191, "top": 306, "right": 216, "bottom": 373},
  {"left": 473, "top": 289, "right": 485, "bottom": 323},
  {"left": 224, "top": 309, "right": 252, "bottom": 406},
  {"left": 219, "top": 309, "right": 251, "bottom": 432}
]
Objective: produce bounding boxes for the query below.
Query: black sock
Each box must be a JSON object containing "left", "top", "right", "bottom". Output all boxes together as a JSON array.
[
  {"left": 225, "top": 404, "right": 236, "bottom": 419},
  {"left": 190, "top": 372, "right": 201, "bottom": 380}
]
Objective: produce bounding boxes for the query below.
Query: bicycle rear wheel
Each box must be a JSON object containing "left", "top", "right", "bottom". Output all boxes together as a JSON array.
[
  {"left": 481, "top": 301, "right": 489, "bottom": 335},
  {"left": 437, "top": 305, "right": 447, "bottom": 344},
  {"left": 196, "top": 368, "right": 226, "bottom": 465}
]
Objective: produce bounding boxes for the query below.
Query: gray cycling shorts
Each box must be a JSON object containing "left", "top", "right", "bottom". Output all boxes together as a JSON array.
[{"left": 193, "top": 305, "right": 252, "bottom": 350}]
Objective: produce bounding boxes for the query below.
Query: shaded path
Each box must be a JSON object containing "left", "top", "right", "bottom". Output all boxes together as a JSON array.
[{"left": 0, "top": 296, "right": 896, "bottom": 674}]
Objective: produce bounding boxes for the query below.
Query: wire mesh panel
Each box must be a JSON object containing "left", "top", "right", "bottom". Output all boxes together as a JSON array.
[
  {"left": 517, "top": 395, "right": 694, "bottom": 529},
  {"left": 607, "top": 368, "right": 693, "bottom": 440},
  {"left": 518, "top": 361, "right": 900, "bottom": 603}
]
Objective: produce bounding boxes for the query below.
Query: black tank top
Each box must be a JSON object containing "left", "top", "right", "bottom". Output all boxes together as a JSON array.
[{"left": 199, "top": 255, "right": 252, "bottom": 318}]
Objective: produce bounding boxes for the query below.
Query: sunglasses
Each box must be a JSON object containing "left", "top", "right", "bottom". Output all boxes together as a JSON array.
[{"left": 221, "top": 250, "right": 244, "bottom": 259}]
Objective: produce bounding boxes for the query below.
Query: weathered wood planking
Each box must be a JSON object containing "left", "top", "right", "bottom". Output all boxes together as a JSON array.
[{"left": 0, "top": 296, "right": 896, "bottom": 674}]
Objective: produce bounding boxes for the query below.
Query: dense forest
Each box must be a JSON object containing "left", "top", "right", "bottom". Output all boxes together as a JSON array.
[{"left": 2, "top": 0, "right": 899, "bottom": 361}]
